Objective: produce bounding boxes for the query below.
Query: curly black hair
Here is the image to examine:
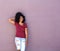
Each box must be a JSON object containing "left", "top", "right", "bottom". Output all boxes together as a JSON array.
[{"left": 15, "top": 12, "right": 25, "bottom": 23}]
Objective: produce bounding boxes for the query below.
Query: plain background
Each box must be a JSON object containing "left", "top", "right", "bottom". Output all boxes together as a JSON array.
[{"left": 0, "top": 0, "right": 60, "bottom": 51}]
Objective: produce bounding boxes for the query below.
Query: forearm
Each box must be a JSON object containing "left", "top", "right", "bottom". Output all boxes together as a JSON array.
[
  {"left": 8, "top": 18, "right": 15, "bottom": 24},
  {"left": 26, "top": 34, "right": 28, "bottom": 41},
  {"left": 25, "top": 28, "right": 28, "bottom": 46},
  {"left": 9, "top": 18, "right": 15, "bottom": 21}
]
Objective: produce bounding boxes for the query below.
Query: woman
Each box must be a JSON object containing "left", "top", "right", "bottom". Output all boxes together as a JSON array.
[{"left": 8, "top": 12, "right": 28, "bottom": 51}]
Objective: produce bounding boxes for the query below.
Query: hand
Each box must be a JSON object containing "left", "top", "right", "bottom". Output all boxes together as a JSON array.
[{"left": 25, "top": 40, "right": 28, "bottom": 46}]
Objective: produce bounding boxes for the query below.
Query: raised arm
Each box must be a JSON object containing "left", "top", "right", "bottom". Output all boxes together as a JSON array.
[{"left": 8, "top": 18, "right": 15, "bottom": 25}]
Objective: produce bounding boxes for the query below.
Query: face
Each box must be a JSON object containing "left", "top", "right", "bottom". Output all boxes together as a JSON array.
[{"left": 19, "top": 16, "right": 23, "bottom": 22}]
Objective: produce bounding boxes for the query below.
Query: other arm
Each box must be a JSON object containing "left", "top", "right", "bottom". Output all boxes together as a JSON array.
[{"left": 25, "top": 27, "right": 28, "bottom": 46}]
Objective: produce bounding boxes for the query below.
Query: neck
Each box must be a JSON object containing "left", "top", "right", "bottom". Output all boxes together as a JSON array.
[
  {"left": 19, "top": 21, "right": 22, "bottom": 23},
  {"left": 19, "top": 21, "right": 24, "bottom": 24}
]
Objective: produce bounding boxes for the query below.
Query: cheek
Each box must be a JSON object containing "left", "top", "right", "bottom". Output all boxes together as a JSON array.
[
  {"left": 21, "top": 18, "right": 23, "bottom": 21},
  {"left": 20, "top": 18, "right": 23, "bottom": 21}
]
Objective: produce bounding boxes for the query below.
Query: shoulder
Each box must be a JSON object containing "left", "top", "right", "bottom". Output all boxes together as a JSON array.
[
  {"left": 24, "top": 23, "right": 27, "bottom": 25},
  {"left": 14, "top": 22, "right": 18, "bottom": 25},
  {"left": 24, "top": 23, "right": 28, "bottom": 28}
]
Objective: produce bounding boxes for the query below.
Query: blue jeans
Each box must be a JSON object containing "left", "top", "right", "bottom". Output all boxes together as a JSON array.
[{"left": 15, "top": 37, "right": 26, "bottom": 51}]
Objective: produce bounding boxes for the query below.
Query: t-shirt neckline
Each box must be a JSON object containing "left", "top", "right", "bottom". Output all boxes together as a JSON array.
[{"left": 18, "top": 23, "right": 24, "bottom": 26}]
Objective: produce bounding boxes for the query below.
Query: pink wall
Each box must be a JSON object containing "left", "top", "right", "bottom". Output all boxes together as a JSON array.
[{"left": 0, "top": 0, "right": 60, "bottom": 51}]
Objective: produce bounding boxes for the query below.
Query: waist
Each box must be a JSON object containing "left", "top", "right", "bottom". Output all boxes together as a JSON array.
[{"left": 15, "top": 33, "right": 26, "bottom": 38}]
